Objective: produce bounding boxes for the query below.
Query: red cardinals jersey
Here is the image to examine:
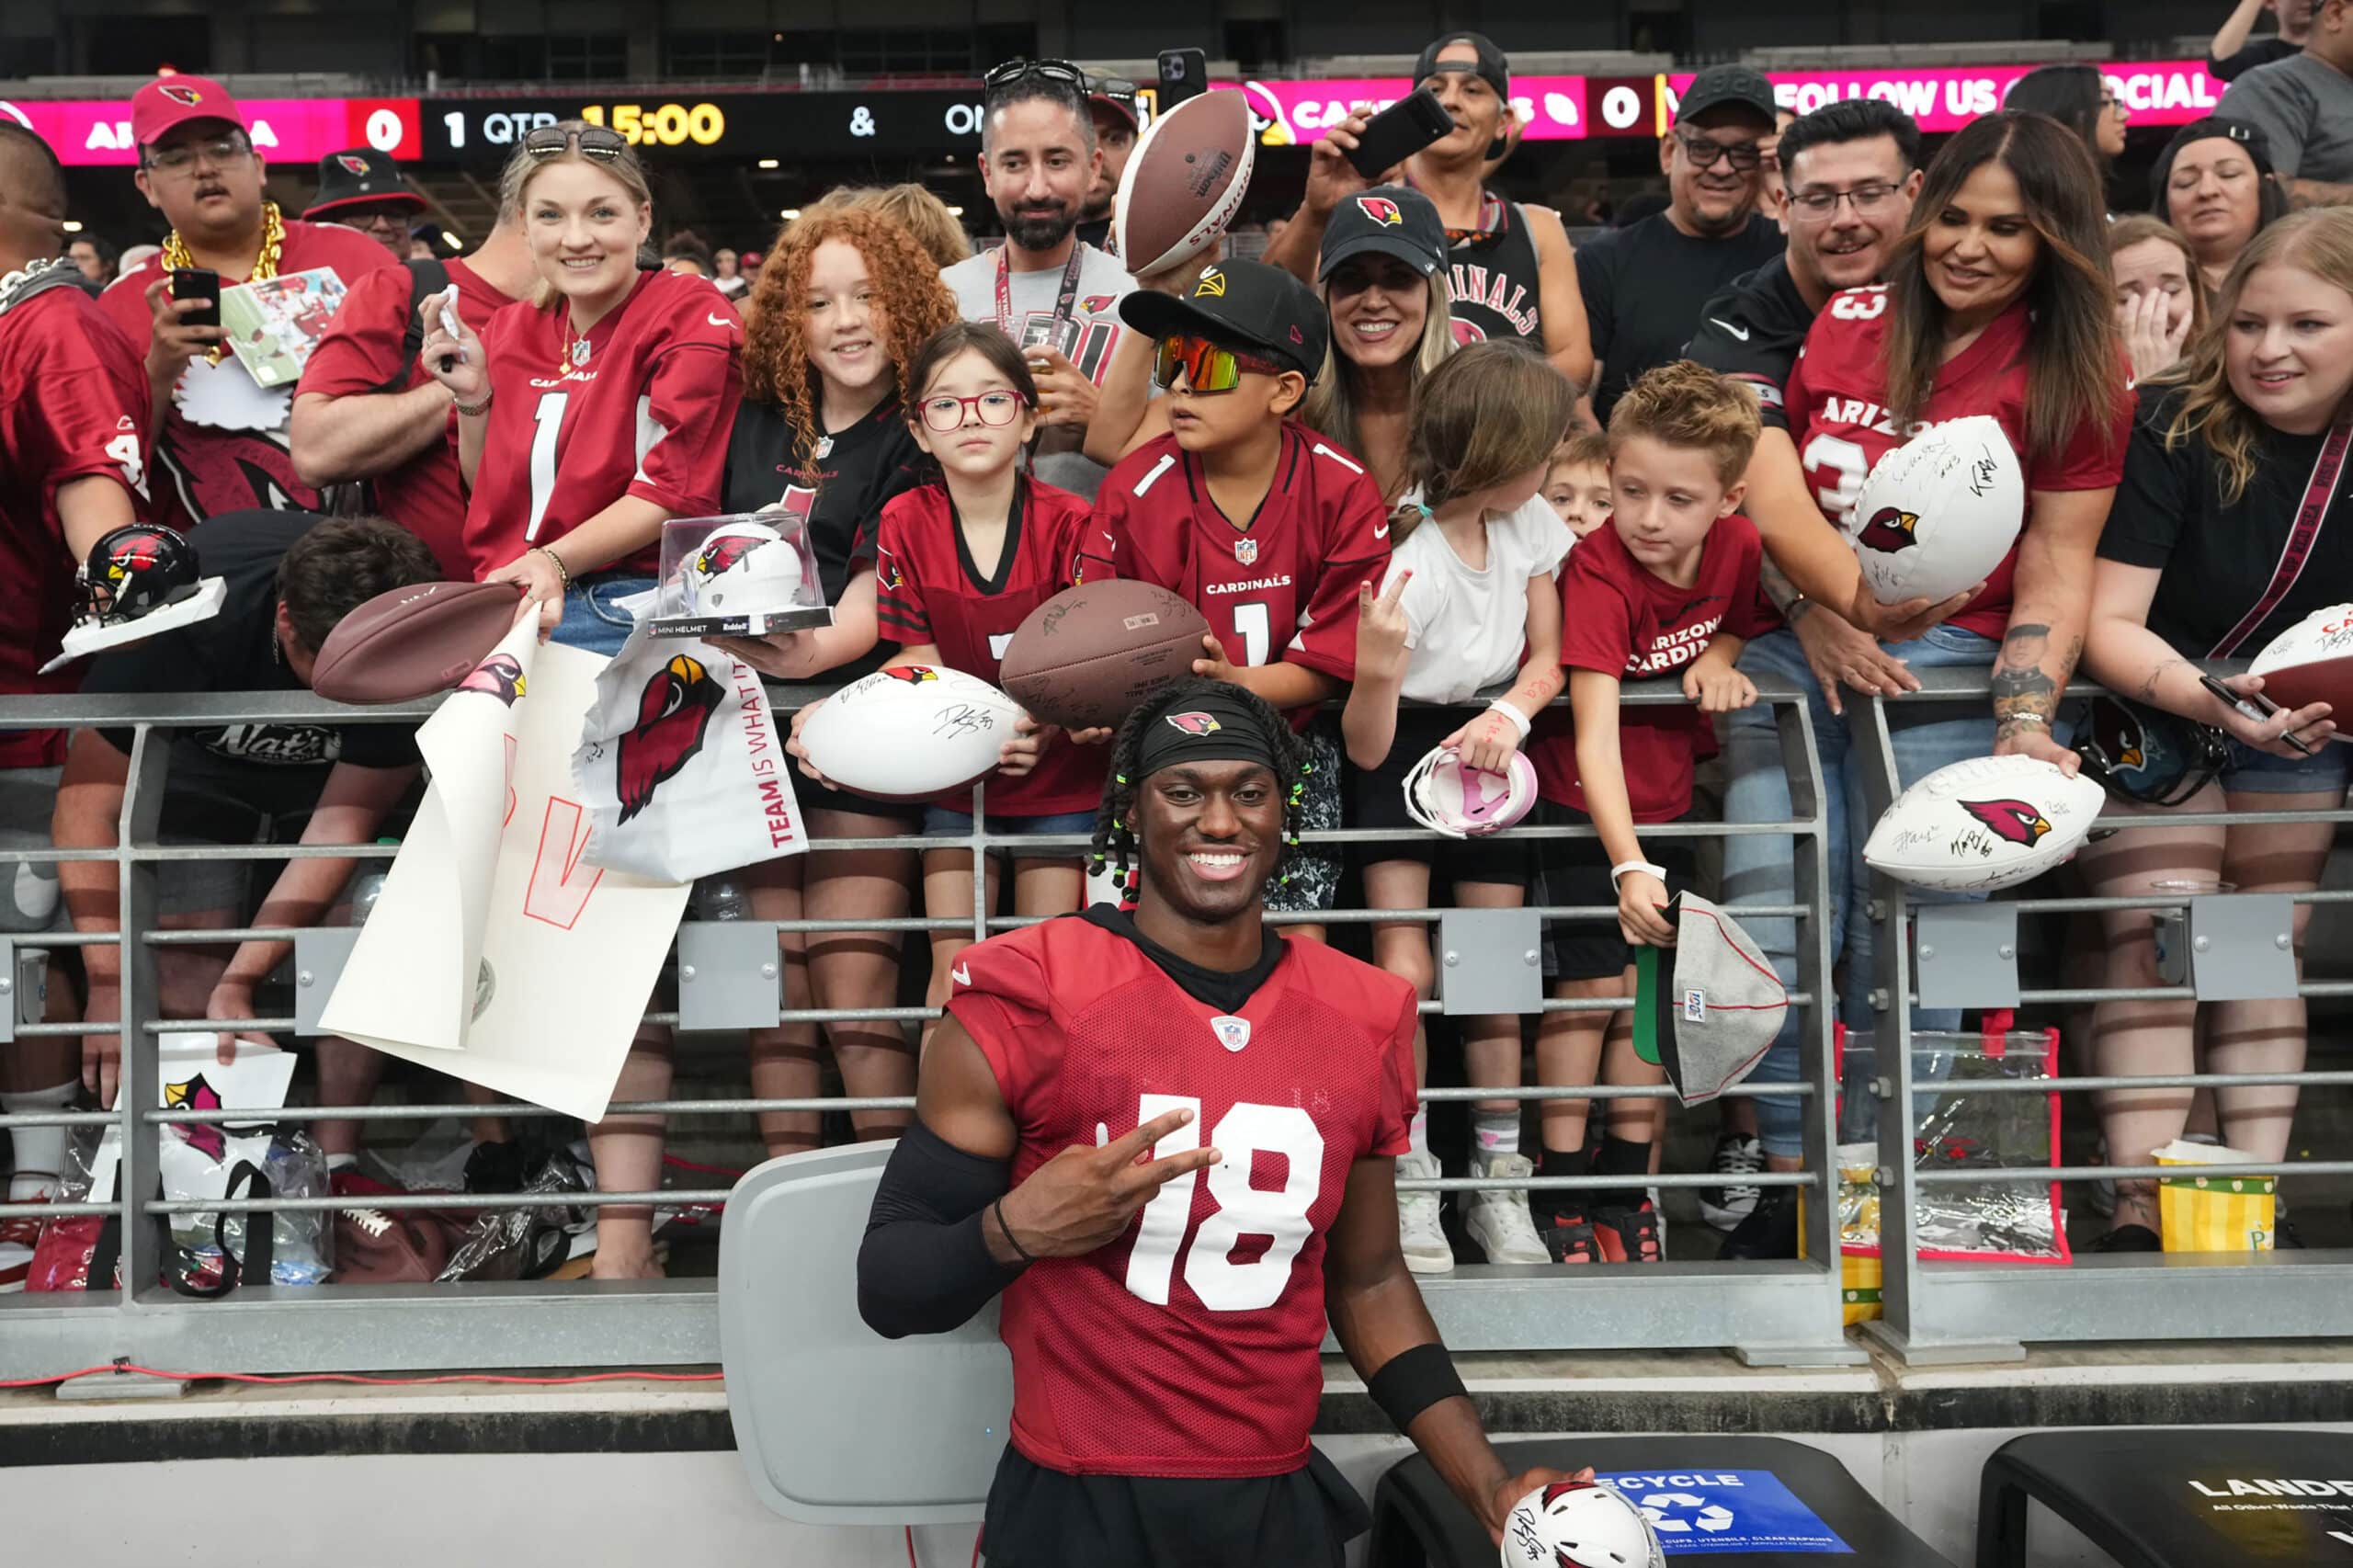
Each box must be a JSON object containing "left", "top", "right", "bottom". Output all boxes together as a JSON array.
[
  {"left": 0, "top": 283, "right": 150, "bottom": 767},
  {"left": 948, "top": 914, "right": 1417, "bottom": 1479},
  {"left": 100, "top": 219, "right": 396, "bottom": 533},
  {"left": 872, "top": 477, "right": 1109, "bottom": 816},
  {"left": 465, "top": 268, "right": 741, "bottom": 578},
  {"left": 1100, "top": 425, "right": 1390, "bottom": 710},
  {"left": 1785, "top": 290, "right": 2131, "bottom": 639},
  {"left": 297, "top": 257, "right": 517, "bottom": 575},
  {"left": 1532, "top": 517, "right": 1768, "bottom": 822}
]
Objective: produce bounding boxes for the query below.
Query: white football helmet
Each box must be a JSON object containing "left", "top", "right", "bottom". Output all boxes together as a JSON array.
[
  {"left": 1501, "top": 1479, "right": 1666, "bottom": 1568},
  {"left": 681, "top": 521, "right": 804, "bottom": 616},
  {"left": 1402, "top": 746, "right": 1537, "bottom": 839}
]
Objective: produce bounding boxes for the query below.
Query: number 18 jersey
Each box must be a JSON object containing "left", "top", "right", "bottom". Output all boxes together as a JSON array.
[{"left": 948, "top": 912, "right": 1418, "bottom": 1478}]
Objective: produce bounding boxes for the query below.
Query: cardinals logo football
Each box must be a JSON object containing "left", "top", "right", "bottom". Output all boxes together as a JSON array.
[
  {"left": 884, "top": 665, "right": 938, "bottom": 684},
  {"left": 1357, "top": 195, "right": 1403, "bottom": 226},
  {"left": 615, "top": 653, "right": 722, "bottom": 824},
  {"left": 164, "top": 1074, "right": 226, "bottom": 1161},
  {"left": 1857, "top": 506, "right": 1922, "bottom": 553},
  {"left": 1961, "top": 798, "right": 2052, "bottom": 846},
  {"left": 457, "top": 652, "right": 527, "bottom": 707},
  {"left": 1165, "top": 711, "right": 1222, "bottom": 736}
]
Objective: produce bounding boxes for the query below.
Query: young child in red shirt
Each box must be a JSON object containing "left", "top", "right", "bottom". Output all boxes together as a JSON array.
[{"left": 1527, "top": 360, "right": 1769, "bottom": 1266}]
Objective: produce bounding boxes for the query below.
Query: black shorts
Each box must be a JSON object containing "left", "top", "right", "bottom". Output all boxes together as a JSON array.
[
  {"left": 1538, "top": 800, "right": 1697, "bottom": 982},
  {"left": 981, "top": 1444, "right": 1369, "bottom": 1568},
  {"left": 1347, "top": 705, "right": 1534, "bottom": 889}
]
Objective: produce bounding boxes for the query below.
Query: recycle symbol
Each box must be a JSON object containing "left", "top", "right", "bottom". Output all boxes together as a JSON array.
[{"left": 1639, "top": 1493, "right": 1737, "bottom": 1534}]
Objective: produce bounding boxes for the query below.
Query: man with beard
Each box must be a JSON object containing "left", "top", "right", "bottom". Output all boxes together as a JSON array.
[
  {"left": 98, "top": 76, "right": 398, "bottom": 534},
  {"left": 1074, "top": 74, "right": 1140, "bottom": 253},
  {"left": 1575, "top": 64, "right": 1786, "bottom": 426},
  {"left": 939, "top": 60, "right": 1136, "bottom": 498},
  {"left": 1262, "top": 32, "right": 1594, "bottom": 390}
]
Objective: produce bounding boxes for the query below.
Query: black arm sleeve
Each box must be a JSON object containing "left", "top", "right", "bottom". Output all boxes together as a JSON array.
[{"left": 856, "top": 1117, "right": 1028, "bottom": 1340}]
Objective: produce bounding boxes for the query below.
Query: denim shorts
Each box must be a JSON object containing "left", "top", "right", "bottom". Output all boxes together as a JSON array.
[
  {"left": 2222, "top": 735, "right": 2353, "bottom": 796},
  {"left": 920, "top": 806, "right": 1097, "bottom": 848},
  {"left": 551, "top": 574, "right": 656, "bottom": 657}
]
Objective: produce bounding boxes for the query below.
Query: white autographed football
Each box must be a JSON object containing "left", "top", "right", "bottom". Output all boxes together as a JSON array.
[
  {"left": 1862, "top": 754, "right": 2107, "bottom": 893},
  {"left": 1848, "top": 415, "right": 2024, "bottom": 606},
  {"left": 796, "top": 665, "right": 1020, "bottom": 800},
  {"left": 2248, "top": 602, "right": 2353, "bottom": 718}
]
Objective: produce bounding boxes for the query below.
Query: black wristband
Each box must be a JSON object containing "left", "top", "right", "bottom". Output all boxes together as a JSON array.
[
  {"left": 993, "top": 1196, "right": 1037, "bottom": 1267},
  {"left": 1366, "top": 1341, "right": 1469, "bottom": 1433}
]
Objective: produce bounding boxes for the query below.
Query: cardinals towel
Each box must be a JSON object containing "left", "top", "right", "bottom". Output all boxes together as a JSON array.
[{"left": 571, "top": 625, "right": 806, "bottom": 883}]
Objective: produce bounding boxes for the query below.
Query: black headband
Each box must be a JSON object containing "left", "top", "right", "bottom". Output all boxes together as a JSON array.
[{"left": 1134, "top": 689, "right": 1282, "bottom": 781}]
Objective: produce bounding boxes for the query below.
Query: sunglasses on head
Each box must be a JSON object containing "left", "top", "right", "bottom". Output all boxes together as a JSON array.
[
  {"left": 522, "top": 125, "right": 631, "bottom": 161},
  {"left": 983, "top": 59, "right": 1087, "bottom": 99},
  {"left": 1153, "top": 335, "right": 1290, "bottom": 394}
]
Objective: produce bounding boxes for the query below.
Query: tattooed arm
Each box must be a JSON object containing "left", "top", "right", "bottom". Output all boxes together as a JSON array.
[{"left": 1989, "top": 486, "right": 2115, "bottom": 773}]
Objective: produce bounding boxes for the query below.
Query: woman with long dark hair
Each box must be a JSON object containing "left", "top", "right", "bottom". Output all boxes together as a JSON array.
[
  {"left": 2075, "top": 209, "right": 2353, "bottom": 1251},
  {"left": 1722, "top": 112, "right": 2134, "bottom": 1257},
  {"left": 2007, "top": 64, "right": 2130, "bottom": 182}
]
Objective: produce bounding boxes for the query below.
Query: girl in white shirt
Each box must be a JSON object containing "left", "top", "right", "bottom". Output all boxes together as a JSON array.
[{"left": 1344, "top": 341, "right": 1577, "bottom": 1273}]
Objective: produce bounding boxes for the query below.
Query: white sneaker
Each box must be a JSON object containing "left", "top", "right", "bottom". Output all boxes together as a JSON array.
[
  {"left": 1394, "top": 1152, "right": 1452, "bottom": 1274},
  {"left": 1700, "top": 1132, "right": 1764, "bottom": 1230},
  {"left": 1465, "top": 1155, "right": 1551, "bottom": 1265}
]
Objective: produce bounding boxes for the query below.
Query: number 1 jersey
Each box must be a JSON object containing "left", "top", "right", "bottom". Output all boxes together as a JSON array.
[{"left": 947, "top": 912, "right": 1418, "bottom": 1478}]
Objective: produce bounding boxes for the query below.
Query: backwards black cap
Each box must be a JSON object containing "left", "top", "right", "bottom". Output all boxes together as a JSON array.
[{"left": 1414, "top": 31, "right": 1509, "bottom": 97}]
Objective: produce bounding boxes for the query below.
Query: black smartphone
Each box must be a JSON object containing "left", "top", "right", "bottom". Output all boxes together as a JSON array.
[
  {"left": 1346, "top": 87, "right": 1456, "bottom": 178},
  {"left": 170, "top": 267, "right": 220, "bottom": 330},
  {"left": 1157, "top": 48, "right": 1208, "bottom": 108},
  {"left": 2200, "top": 672, "right": 2314, "bottom": 756}
]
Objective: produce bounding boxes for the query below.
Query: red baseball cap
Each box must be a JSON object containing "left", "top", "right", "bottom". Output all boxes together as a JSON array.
[{"left": 131, "top": 75, "right": 245, "bottom": 147}]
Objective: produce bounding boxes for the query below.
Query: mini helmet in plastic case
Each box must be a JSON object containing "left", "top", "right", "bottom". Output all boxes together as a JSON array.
[
  {"left": 74, "top": 524, "right": 201, "bottom": 628},
  {"left": 681, "top": 520, "right": 804, "bottom": 616},
  {"left": 1402, "top": 745, "right": 1537, "bottom": 839},
  {"left": 1500, "top": 1478, "right": 1666, "bottom": 1568}
]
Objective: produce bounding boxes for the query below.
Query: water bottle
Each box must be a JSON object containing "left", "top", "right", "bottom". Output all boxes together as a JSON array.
[
  {"left": 348, "top": 836, "right": 399, "bottom": 928},
  {"left": 692, "top": 875, "right": 746, "bottom": 922}
]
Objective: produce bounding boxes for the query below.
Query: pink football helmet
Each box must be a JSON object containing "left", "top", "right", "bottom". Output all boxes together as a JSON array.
[{"left": 1401, "top": 745, "right": 1537, "bottom": 839}]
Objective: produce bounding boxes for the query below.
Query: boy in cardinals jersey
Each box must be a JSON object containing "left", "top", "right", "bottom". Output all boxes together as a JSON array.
[
  {"left": 858, "top": 681, "right": 1582, "bottom": 1566},
  {"left": 1100, "top": 260, "right": 1392, "bottom": 926},
  {"left": 1527, "top": 362, "right": 1771, "bottom": 1267}
]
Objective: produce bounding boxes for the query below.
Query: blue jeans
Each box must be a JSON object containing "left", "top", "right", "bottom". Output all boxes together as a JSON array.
[
  {"left": 551, "top": 574, "right": 655, "bottom": 657},
  {"left": 1721, "top": 623, "right": 1998, "bottom": 1158}
]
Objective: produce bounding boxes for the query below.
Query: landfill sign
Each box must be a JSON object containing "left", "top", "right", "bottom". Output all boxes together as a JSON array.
[{"left": 1594, "top": 1470, "right": 1853, "bottom": 1554}]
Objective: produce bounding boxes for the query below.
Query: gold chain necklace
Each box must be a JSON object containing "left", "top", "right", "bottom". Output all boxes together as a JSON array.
[{"left": 163, "top": 200, "right": 284, "bottom": 362}]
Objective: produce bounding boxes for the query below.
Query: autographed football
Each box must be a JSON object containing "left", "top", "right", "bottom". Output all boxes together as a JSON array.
[
  {"left": 797, "top": 665, "right": 1022, "bottom": 800},
  {"left": 1113, "top": 89, "right": 1256, "bottom": 276},
  {"left": 1847, "top": 415, "right": 2024, "bottom": 606},
  {"left": 1862, "top": 754, "right": 2107, "bottom": 893},
  {"left": 997, "top": 580, "right": 1211, "bottom": 731},
  {"left": 311, "top": 580, "right": 526, "bottom": 705},
  {"left": 2248, "top": 602, "right": 2353, "bottom": 717}
]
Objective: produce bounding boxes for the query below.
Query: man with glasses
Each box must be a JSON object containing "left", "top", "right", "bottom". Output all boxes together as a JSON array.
[
  {"left": 1576, "top": 64, "right": 1785, "bottom": 426},
  {"left": 940, "top": 60, "right": 1136, "bottom": 499},
  {"left": 301, "top": 147, "right": 428, "bottom": 260},
  {"left": 97, "top": 76, "right": 399, "bottom": 534},
  {"left": 1075, "top": 73, "right": 1141, "bottom": 253}
]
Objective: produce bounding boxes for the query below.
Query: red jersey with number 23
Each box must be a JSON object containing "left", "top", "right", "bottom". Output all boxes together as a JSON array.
[
  {"left": 1785, "top": 289, "right": 2131, "bottom": 639},
  {"left": 465, "top": 267, "right": 742, "bottom": 578},
  {"left": 1100, "top": 424, "right": 1389, "bottom": 704},
  {"left": 870, "top": 475, "right": 1109, "bottom": 815},
  {"left": 949, "top": 914, "right": 1418, "bottom": 1479}
]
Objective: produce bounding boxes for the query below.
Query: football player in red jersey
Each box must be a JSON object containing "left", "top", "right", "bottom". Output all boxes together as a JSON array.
[
  {"left": 0, "top": 122, "right": 152, "bottom": 1272},
  {"left": 419, "top": 123, "right": 742, "bottom": 654},
  {"left": 291, "top": 142, "right": 540, "bottom": 576},
  {"left": 859, "top": 680, "right": 1582, "bottom": 1565},
  {"left": 100, "top": 76, "right": 399, "bottom": 532},
  {"left": 1103, "top": 260, "right": 1392, "bottom": 936}
]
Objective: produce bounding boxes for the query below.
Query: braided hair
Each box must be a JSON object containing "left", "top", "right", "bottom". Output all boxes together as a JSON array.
[{"left": 1086, "top": 680, "right": 1313, "bottom": 909}]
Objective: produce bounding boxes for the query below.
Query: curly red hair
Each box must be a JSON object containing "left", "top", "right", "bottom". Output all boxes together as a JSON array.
[{"left": 740, "top": 208, "right": 961, "bottom": 473}]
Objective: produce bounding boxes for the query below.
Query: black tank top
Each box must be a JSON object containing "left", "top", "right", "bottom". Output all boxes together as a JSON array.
[{"left": 1445, "top": 200, "right": 1542, "bottom": 347}]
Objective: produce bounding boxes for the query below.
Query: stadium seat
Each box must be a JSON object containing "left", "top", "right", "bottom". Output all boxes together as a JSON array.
[
  {"left": 717, "top": 1142, "right": 1011, "bottom": 1526},
  {"left": 1369, "top": 1435, "right": 1953, "bottom": 1566},
  {"left": 1976, "top": 1428, "right": 2353, "bottom": 1567}
]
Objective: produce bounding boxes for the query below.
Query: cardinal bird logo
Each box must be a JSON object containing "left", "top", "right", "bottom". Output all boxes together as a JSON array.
[
  {"left": 883, "top": 665, "right": 938, "bottom": 684},
  {"left": 1449, "top": 317, "right": 1487, "bottom": 347},
  {"left": 105, "top": 533, "right": 164, "bottom": 588},
  {"left": 1164, "top": 711, "right": 1222, "bottom": 735},
  {"left": 336, "top": 153, "right": 370, "bottom": 176},
  {"left": 876, "top": 549, "right": 905, "bottom": 592},
  {"left": 1857, "top": 506, "right": 1922, "bottom": 553},
  {"left": 1192, "top": 267, "right": 1228, "bottom": 299},
  {"left": 692, "top": 532, "right": 767, "bottom": 577},
  {"left": 615, "top": 653, "right": 723, "bottom": 824},
  {"left": 1538, "top": 1479, "right": 1601, "bottom": 1508},
  {"left": 457, "top": 652, "right": 526, "bottom": 706},
  {"left": 1078, "top": 293, "right": 1116, "bottom": 314},
  {"left": 164, "top": 1074, "right": 226, "bottom": 1160},
  {"left": 1357, "top": 195, "right": 1403, "bottom": 226},
  {"left": 2094, "top": 704, "right": 2146, "bottom": 770},
  {"left": 160, "top": 84, "right": 203, "bottom": 107},
  {"left": 1961, "top": 797, "right": 2053, "bottom": 846}
]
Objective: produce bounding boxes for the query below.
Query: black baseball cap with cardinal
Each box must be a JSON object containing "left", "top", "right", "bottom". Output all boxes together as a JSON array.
[
  {"left": 1120, "top": 259, "right": 1330, "bottom": 381},
  {"left": 303, "top": 147, "right": 426, "bottom": 221},
  {"left": 1413, "top": 31, "right": 1509, "bottom": 97},
  {"left": 1319, "top": 186, "right": 1447, "bottom": 281}
]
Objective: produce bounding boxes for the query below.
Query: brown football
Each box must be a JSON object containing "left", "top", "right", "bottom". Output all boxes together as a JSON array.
[
  {"left": 311, "top": 580, "right": 526, "bottom": 705},
  {"left": 997, "top": 581, "right": 1211, "bottom": 731},
  {"left": 1113, "top": 90, "right": 1257, "bottom": 276}
]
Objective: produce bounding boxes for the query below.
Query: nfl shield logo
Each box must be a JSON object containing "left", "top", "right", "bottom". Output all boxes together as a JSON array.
[
  {"left": 1234, "top": 537, "right": 1258, "bottom": 565},
  {"left": 1211, "top": 1015, "right": 1251, "bottom": 1052}
]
